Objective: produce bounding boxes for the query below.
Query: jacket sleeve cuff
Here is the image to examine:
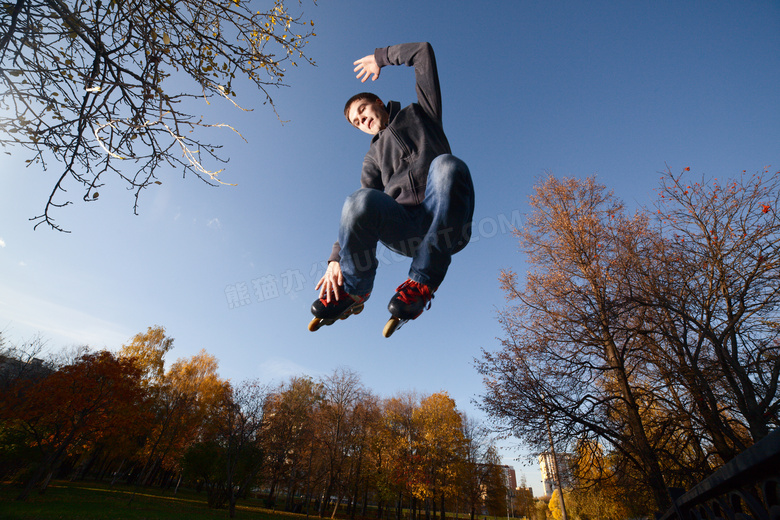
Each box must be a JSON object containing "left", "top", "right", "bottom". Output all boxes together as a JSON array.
[
  {"left": 374, "top": 47, "right": 390, "bottom": 68},
  {"left": 328, "top": 241, "right": 341, "bottom": 263}
]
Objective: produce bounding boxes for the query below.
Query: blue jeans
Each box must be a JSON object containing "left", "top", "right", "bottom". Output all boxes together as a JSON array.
[{"left": 338, "top": 154, "right": 475, "bottom": 296}]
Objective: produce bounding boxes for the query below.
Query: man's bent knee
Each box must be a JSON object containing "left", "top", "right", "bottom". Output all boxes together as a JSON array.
[
  {"left": 429, "top": 155, "right": 470, "bottom": 190},
  {"left": 341, "top": 188, "right": 383, "bottom": 223}
]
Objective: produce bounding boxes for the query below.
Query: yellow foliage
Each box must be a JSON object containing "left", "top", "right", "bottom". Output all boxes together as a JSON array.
[
  {"left": 119, "top": 325, "right": 174, "bottom": 385},
  {"left": 548, "top": 489, "right": 565, "bottom": 520}
]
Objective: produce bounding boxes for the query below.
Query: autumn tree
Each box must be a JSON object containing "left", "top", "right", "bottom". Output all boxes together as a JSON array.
[
  {"left": 0, "top": 334, "right": 52, "bottom": 390},
  {"left": 262, "top": 375, "right": 323, "bottom": 510},
  {"left": 0, "top": 335, "right": 54, "bottom": 483},
  {"left": 119, "top": 326, "right": 174, "bottom": 386},
  {"left": 380, "top": 392, "right": 422, "bottom": 520},
  {"left": 412, "top": 392, "right": 466, "bottom": 520},
  {"left": 343, "top": 391, "right": 382, "bottom": 520},
  {"left": 0, "top": 0, "right": 317, "bottom": 231},
  {"left": 187, "top": 378, "right": 269, "bottom": 518},
  {"left": 139, "top": 349, "right": 226, "bottom": 486},
  {"left": 640, "top": 167, "right": 780, "bottom": 447},
  {"left": 460, "top": 415, "right": 501, "bottom": 520},
  {"left": 512, "top": 480, "right": 535, "bottom": 520},
  {"left": 479, "top": 174, "right": 671, "bottom": 511},
  {"left": 119, "top": 325, "right": 176, "bottom": 485},
  {"left": 316, "top": 367, "right": 368, "bottom": 518},
  {"left": 480, "top": 445, "right": 508, "bottom": 517},
  {"left": 362, "top": 398, "right": 397, "bottom": 520},
  {"left": 479, "top": 168, "right": 780, "bottom": 516},
  {"left": 1, "top": 350, "right": 148, "bottom": 500},
  {"left": 119, "top": 327, "right": 227, "bottom": 487}
]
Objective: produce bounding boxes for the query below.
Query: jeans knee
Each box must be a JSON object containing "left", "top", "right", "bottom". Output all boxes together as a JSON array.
[
  {"left": 429, "top": 155, "right": 470, "bottom": 190},
  {"left": 428, "top": 156, "right": 474, "bottom": 206},
  {"left": 342, "top": 188, "right": 381, "bottom": 224}
]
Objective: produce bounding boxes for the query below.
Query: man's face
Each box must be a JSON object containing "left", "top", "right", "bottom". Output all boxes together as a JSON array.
[{"left": 347, "top": 98, "right": 388, "bottom": 135}]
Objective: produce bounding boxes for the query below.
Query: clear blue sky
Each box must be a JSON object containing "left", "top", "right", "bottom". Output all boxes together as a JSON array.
[{"left": 1, "top": 0, "right": 778, "bottom": 496}]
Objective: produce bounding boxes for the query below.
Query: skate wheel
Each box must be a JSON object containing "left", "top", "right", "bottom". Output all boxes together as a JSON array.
[
  {"left": 308, "top": 317, "right": 323, "bottom": 332},
  {"left": 383, "top": 317, "right": 402, "bottom": 338}
]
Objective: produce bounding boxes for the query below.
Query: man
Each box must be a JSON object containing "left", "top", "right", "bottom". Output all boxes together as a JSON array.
[{"left": 312, "top": 42, "right": 474, "bottom": 329}]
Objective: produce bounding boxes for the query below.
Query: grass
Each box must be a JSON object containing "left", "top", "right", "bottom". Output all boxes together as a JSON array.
[{"left": 0, "top": 480, "right": 307, "bottom": 520}]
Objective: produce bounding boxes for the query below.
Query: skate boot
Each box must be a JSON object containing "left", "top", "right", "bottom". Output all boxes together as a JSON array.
[
  {"left": 383, "top": 279, "right": 436, "bottom": 337},
  {"left": 308, "top": 287, "right": 369, "bottom": 332}
]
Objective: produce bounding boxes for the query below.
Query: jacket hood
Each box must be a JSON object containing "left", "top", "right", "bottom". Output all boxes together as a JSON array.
[{"left": 371, "top": 100, "right": 401, "bottom": 143}]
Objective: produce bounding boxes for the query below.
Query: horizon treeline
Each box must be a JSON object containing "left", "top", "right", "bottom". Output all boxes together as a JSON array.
[{"left": 1, "top": 327, "right": 509, "bottom": 519}]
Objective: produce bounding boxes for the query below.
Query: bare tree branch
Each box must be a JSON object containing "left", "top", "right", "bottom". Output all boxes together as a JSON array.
[{"left": 0, "top": 0, "right": 318, "bottom": 231}]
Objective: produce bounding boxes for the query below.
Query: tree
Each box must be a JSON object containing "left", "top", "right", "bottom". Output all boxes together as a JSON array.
[
  {"left": 261, "top": 376, "right": 323, "bottom": 511},
  {"left": 316, "top": 367, "right": 366, "bottom": 518},
  {"left": 0, "top": 0, "right": 317, "bottom": 231},
  {"left": 380, "top": 392, "right": 422, "bottom": 520},
  {"left": 138, "top": 349, "right": 226, "bottom": 487},
  {"left": 189, "top": 378, "right": 269, "bottom": 518},
  {"left": 343, "top": 391, "right": 381, "bottom": 520},
  {"left": 643, "top": 167, "right": 780, "bottom": 445},
  {"left": 1, "top": 350, "right": 148, "bottom": 500},
  {"left": 547, "top": 489, "right": 567, "bottom": 520},
  {"left": 0, "top": 334, "right": 52, "bottom": 390},
  {"left": 460, "top": 415, "right": 504, "bottom": 520},
  {"left": 479, "top": 168, "right": 780, "bottom": 516},
  {"left": 412, "top": 392, "right": 466, "bottom": 520},
  {"left": 479, "top": 174, "right": 671, "bottom": 511},
  {"left": 0, "top": 335, "right": 54, "bottom": 483},
  {"left": 119, "top": 327, "right": 227, "bottom": 488},
  {"left": 513, "top": 481, "right": 535, "bottom": 520},
  {"left": 119, "top": 325, "right": 174, "bottom": 386},
  {"left": 480, "top": 445, "right": 508, "bottom": 517},
  {"left": 534, "top": 499, "right": 550, "bottom": 520},
  {"left": 119, "top": 325, "right": 177, "bottom": 485}
]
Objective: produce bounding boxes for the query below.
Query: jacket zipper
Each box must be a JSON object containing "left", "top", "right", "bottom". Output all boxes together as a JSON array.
[
  {"left": 388, "top": 126, "right": 411, "bottom": 156},
  {"left": 388, "top": 127, "right": 420, "bottom": 204}
]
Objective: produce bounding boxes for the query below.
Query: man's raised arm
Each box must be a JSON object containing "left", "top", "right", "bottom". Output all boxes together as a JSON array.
[{"left": 356, "top": 42, "right": 443, "bottom": 123}]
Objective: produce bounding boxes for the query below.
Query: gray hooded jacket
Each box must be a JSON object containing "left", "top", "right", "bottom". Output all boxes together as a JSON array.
[{"left": 329, "top": 42, "right": 451, "bottom": 263}]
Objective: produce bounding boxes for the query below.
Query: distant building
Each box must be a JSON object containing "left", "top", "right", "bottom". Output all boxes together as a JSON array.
[
  {"left": 477, "top": 463, "right": 517, "bottom": 492},
  {"left": 501, "top": 464, "right": 518, "bottom": 489},
  {"left": 516, "top": 485, "right": 534, "bottom": 499},
  {"left": 538, "top": 452, "right": 572, "bottom": 496},
  {"left": 512, "top": 486, "right": 535, "bottom": 519},
  {"left": 0, "top": 354, "right": 51, "bottom": 388}
]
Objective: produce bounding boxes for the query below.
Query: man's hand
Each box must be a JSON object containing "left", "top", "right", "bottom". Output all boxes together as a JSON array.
[
  {"left": 315, "top": 261, "right": 344, "bottom": 303},
  {"left": 354, "top": 54, "right": 380, "bottom": 82}
]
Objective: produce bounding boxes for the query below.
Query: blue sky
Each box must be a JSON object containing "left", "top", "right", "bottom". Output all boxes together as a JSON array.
[{"left": 1, "top": 0, "right": 778, "bottom": 496}]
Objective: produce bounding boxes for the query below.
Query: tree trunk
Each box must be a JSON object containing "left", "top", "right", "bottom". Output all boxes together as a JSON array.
[
  {"left": 320, "top": 478, "right": 333, "bottom": 518},
  {"left": 110, "top": 459, "right": 126, "bottom": 487},
  {"left": 17, "top": 437, "right": 71, "bottom": 501},
  {"left": 332, "top": 493, "right": 343, "bottom": 519},
  {"left": 268, "top": 479, "right": 278, "bottom": 508},
  {"left": 605, "top": 339, "right": 670, "bottom": 510},
  {"left": 362, "top": 480, "right": 369, "bottom": 518}
]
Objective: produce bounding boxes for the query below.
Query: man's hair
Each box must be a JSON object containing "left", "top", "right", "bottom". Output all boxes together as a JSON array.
[{"left": 344, "top": 92, "right": 381, "bottom": 122}]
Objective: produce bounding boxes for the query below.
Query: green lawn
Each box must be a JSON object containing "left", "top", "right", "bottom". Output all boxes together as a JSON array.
[{"left": 0, "top": 480, "right": 306, "bottom": 520}]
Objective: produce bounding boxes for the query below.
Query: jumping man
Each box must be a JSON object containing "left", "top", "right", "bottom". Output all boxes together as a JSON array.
[{"left": 310, "top": 42, "right": 475, "bottom": 336}]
